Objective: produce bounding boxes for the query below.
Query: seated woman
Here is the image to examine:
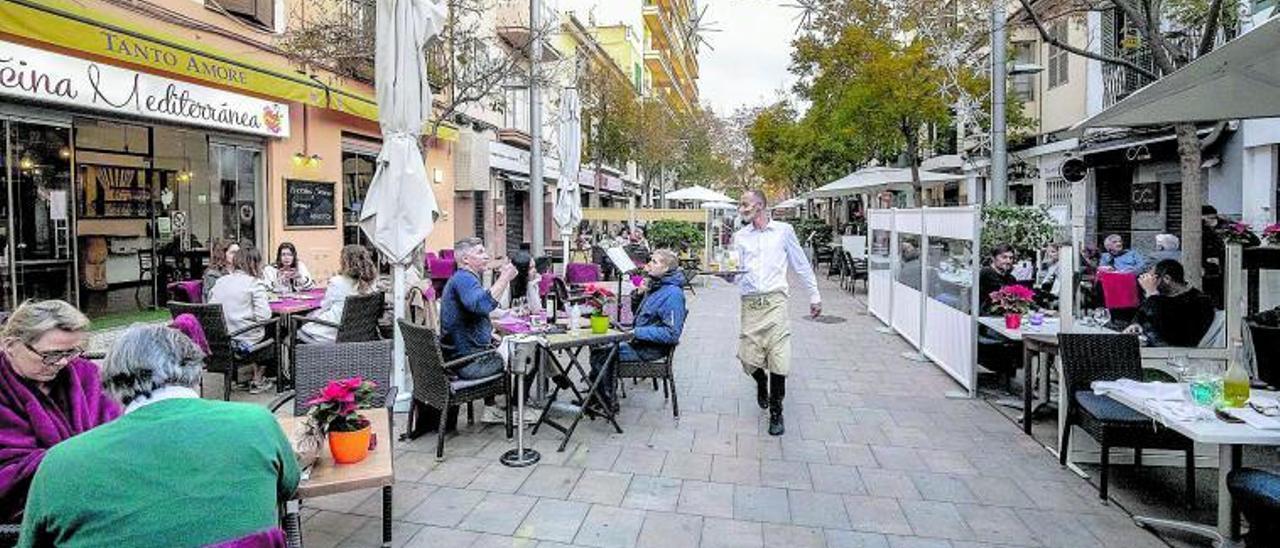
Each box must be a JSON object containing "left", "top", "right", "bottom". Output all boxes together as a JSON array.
[
  {"left": 208, "top": 246, "right": 274, "bottom": 394},
  {"left": 0, "top": 300, "right": 119, "bottom": 523},
  {"left": 1124, "top": 259, "right": 1216, "bottom": 347},
  {"left": 494, "top": 251, "right": 542, "bottom": 317},
  {"left": 262, "top": 242, "right": 315, "bottom": 293},
  {"left": 201, "top": 238, "right": 239, "bottom": 302},
  {"left": 298, "top": 245, "right": 378, "bottom": 343},
  {"left": 17, "top": 325, "right": 298, "bottom": 547},
  {"left": 1034, "top": 243, "right": 1061, "bottom": 308}
]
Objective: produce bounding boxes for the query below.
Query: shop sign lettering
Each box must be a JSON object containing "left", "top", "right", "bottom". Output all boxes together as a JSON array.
[{"left": 0, "top": 39, "right": 289, "bottom": 138}]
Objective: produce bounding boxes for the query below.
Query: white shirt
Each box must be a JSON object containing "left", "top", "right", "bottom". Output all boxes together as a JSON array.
[
  {"left": 733, "top": 220, "right": 822, "bottom": 304},
  {"left": 208, "top": 271, "right": 272, "bottom": 344},
  {"left": 299, "top": 275, "right": 371, "bottom": 343}
]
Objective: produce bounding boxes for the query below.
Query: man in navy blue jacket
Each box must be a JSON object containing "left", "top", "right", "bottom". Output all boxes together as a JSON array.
[{"left": 588, "top": 249, "right": 688, "bottom": 412}]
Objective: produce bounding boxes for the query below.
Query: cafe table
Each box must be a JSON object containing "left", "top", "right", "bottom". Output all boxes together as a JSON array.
[
  {"left": 1103, "top": 387, "right": 1280, "bottom": 544},
  {"left": 270, "top": 289, "right": 325, "bottom": 389},
  {"left": 976, "top": 317, "right": 1118, "bottom": 440},
  {"left": 277, "top": 408, "right": 394, "bottom": 547},
  {"left": 531, "top": 328, "right": 633, "bottom": 451}
]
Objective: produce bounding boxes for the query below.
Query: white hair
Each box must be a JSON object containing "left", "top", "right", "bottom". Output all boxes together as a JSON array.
[
  {"left": 1, "top": 300, "right": 89, "bottom": 345},
  {"left": 1104, "top": 234, "right": 1124, "bottom": 246},
  {"left": 101, "top": 325, "right": 205, "bottom": 405},
  {"left": 1155, "top": 234, "right": 1180, "bottom": 251}
]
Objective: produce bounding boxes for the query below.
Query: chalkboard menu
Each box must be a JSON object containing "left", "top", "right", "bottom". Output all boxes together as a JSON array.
[{"left": 285, "top": 179, "right": 336, "bottom": 228}]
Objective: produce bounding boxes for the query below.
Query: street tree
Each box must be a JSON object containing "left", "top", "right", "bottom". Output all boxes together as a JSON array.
[
  {"left": 1016, "top": 0, "right": 1241, "bottom": 284},
  {"left": 578, "top": 58, "right": 640, "bottom": 197}
]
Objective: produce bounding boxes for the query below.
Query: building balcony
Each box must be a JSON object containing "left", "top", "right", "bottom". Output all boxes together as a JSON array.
[{"left": 495, "top": 0, "right": 563, "bottom": 62}]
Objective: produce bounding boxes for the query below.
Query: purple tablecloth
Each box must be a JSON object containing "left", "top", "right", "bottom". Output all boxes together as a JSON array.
[{"left": 271, "top": 288, "right": 325, "bottom": 315}]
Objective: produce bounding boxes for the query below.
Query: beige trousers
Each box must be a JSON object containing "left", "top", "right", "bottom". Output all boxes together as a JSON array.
[{"left": 738, "top": 292, "right": 791, "bottom": 376}]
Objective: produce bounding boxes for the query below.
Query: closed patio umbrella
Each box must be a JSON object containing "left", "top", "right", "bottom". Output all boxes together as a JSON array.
[
  {"left": 554, "top": 88, "right": 582, "bottom": 271},
  {"left": 359, "top": 0, "right": 445, "bottom": 400}
]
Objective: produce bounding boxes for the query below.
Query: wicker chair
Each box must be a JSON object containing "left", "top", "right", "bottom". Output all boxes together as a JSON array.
[
  {"left": 269, "top": 340, "right": 396, "bottom": 548},
  {"left": 289, "top": 291, "right": 385, "bottom": 381},
  {"left": 615, "top": 310, "right": 690, "bottom": 419},
  {"left": 1, "top": 523, "right": 17, "bottom": 547},
  {"left": 1228, "top": 467, "right": 1280, "bottom": 545},
  {"left": 398, "top": 320, "right": 512, "bottom": 459},
  {"left": 1058, "top": 333, "right": 1196, "bottom": 504},
  {"left": 167, "top": 302, "right": 279, "bottom": 401}
]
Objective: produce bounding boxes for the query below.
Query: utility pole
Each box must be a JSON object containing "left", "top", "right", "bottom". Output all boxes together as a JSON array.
[
  {"left": 529, "top": 0, "right": 545, "bottom": 255},
  {"left": 990, "top": 0, "right": 1008, "bottom": 205}
]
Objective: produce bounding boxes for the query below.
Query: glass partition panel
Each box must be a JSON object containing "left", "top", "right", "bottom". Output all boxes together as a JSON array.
[
  {"left": 870, "top": 229, "right": 891, "bottom": 271},
  {"left": 927, "top": 237, "right": 973, "bottom": 314},
  {"left": 896, "top": 233, "right": 922, "bottom": 290}
]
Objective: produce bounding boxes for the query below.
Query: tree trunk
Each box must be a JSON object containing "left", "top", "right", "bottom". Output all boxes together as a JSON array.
[
  {"left": 1176, "top": 122, "right": 1205, "bottom": 287},
  {"left": 903, "top": 123, "right": 921, "bottom": 206}
]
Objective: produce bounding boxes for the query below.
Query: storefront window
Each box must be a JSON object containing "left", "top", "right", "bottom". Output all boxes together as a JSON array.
[
  {"left": 212, "top": 143, "right": 261, "bottom": 245},
  {"left": 3, "top": 121, "right": 74, "bottom": 309},
  {"left": 342, "top": 148, "right": 378, "bottom": 248}
]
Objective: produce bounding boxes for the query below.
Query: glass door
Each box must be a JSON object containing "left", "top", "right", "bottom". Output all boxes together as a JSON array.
[
  {"left": 210, "top": 142, "right": 262, "bottom": 247},
  {"left": 6, "top": 121, "right": 75, "bottom": 306}
]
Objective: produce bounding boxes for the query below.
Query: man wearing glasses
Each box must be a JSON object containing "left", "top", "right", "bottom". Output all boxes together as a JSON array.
[{"left": 733, "top": 190, "right": 821, "bottom": 436}]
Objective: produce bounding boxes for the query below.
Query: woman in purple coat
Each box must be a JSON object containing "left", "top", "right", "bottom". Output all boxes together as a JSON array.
[{"left": 0, "top": 300, "right": 119, "bottom": 522}]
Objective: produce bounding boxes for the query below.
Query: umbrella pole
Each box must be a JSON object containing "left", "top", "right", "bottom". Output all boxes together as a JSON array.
[{"left": 392, "top": 263, "right": 409, "bottom": 411}]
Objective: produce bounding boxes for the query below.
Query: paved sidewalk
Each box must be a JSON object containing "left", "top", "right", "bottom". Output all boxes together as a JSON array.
[{"left": 300, "top": 274, "right": 1168, "bottom": 547}]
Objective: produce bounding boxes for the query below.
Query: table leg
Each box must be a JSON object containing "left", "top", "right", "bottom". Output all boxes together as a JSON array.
[
  {"left": 382, "top": 486, "right": 393, "bottom": 547},
  {"left": 1022, "top": 343, "right": 1034, "bottom": 435},
  {"left": 283, "top": 499, "right": 304, "bottom": 548},
  {"left": 1220, "top": 444, "right": 1242, "bottom": 541}
]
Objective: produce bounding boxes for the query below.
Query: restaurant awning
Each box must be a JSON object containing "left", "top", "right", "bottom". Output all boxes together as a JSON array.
[
  {"left": 772, "top": 198, "right": 803, "bottom": 210},
  {"left": 804, "top": 167, "right": 964, "bottom": 199},
  {"left": 665, "top": 185, "right": 733, "bottom": 203},
  {"left": 1079, "top": 16, "right": 1280, "bottom": 128}
]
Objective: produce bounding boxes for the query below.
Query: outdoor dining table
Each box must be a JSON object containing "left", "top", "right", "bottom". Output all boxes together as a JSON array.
[
  {"left": 271, "top": 289, "right": 325, "bottom": 390},
  {"left": 277, "top": 408, "right": 394, "bottom": 547},
  {"left": 976, "top": 316, "right": 1117, "bottom": 440},
  {"left": 1103, "top": 387, "right": 1280, "bottom": 544},
  {"left": 531, "top": 328, "right": 632, "bottom": 451}
]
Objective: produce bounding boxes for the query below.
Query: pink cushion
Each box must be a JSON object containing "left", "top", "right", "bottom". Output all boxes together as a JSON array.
[
  {"left": 566, "top": 263, "right": 601, "bottom": 284},
  {"left": 1099, "top": 271, "right": 1140, "bottom": 310},
  {"left": 428, "top": 258, "right": 456, "bottom": 279},
  {"left": 538, "top": 272, "right": 555, "bottom": 297}
]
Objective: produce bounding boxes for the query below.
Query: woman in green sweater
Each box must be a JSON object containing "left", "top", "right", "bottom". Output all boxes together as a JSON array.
[{"left": 18, "top": 325, "right": 300, "bottom": 547}]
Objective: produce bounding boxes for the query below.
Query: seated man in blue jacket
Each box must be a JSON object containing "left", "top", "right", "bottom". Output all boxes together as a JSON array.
[{"left": 588, "top": 248, "right": 688, "bottom": 413}]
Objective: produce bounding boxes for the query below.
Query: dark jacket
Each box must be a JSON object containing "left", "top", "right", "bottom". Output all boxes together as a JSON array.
[
  {"left": 1134, "top": 287, "right": 1216, "bottom": 347},
  {"left": 632, "top": 269, "right": 688, "bottom": 350},
  {"left": 439, "top": 269, "right": 497, "bottom": 360},
  {"left": 979, "top": 266, "right": 1016, "bottom": 313}
]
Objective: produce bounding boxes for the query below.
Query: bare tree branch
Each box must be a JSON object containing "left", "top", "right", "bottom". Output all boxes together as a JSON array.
[{"left": 1017, "top": 0, "right": 1160, "bottom": 80}]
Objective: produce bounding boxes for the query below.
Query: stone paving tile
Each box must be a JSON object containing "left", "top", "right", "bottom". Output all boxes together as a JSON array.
[
  {"left": 691, "top": 430, "right": 738, "bottom": 456},
  {"left": 563, "top": 444, "right": 623, "bottom": 471},
  {"left": 457, "top": 492, "right": 538, "bottom": 535},
  {"left": 960, "top": 476, "right": 1037, "bottom": 508},
  {"left": 953, "top": 503, "right": 1038, "bottom": 546},
  {"left": 1012, "top": 508, "right": 1101, "bottom": 548},
  {"left": 899, "top": 499, "right": 974, "bottom": 541},
  {"left": 870, "top": 446, "right": 930, "bottom": 472},
  {"left": 400, "top": 524, "right": 481, "bottom": 547},
  {"left": 574, "top": 504, "right": 646, "bottom": 548},
  {"left": 827, "top": 442, "right": 879, "bottom": 467},
  {"left": 859, "top": 468, "right": 923, "bottom": 500},
  {"left": 676, "top": 480, "right": 735, "bottom": 518},
  {"left": 402, "top": 486, "right": 486, "bottom": 527},
  {"left": 660, "top": 451, "right": 713, "bottom": 481},
  {"left": 700, "top": 517, "right": 763, "bottom": 548},
  {"left": 762, "top": 523, "right": 828, "bottom": 548},
  {"left": 468, "top": 462, "right": 536, "bottom": 494},
  {"left": 910, "top": 472, "right": 978, "bottom": 504},
  {"left": 516, "top": 499, "right": 591, "bottom": 543},
  {"left": 826, "top": 529, "right": 891, "bottom": 548},
  {"left": 612, "top": 447, "right": 668, "bottom": 475},
  {"left": 843, "top": 495, "right": 914, "bottom": 536},
  {"left": 518, "top": 465, "right": 583, "bottom": 499},
  {"left": 709, "top": 454, "right": 761, "bottom": 485},
  {"left": 761, "top": 458, "right": 814, "bottom": 490},
  {"left": 788, "top": 489, "right": 852, "bottom": 529},
  {"left": 420, "top": 456, "right": 490, "bottom": 488},
  {"left": 568, "top": 470, "right": 633, "bottom": 506},
  {"left": 780, "top": 438, "right": 832, "bottom": 464},
  {"left": 337, "top": 519, "right": 423, "bottom": 548},
  {"left": 468, "top": 533, "right": 540, "bottom": 548},
  {"left": 733, "top": 484, "right": 791, "bottom": 524},
  {"left": 885, "top": 536, "right": 953, "bottom": 548},
  {"left": 810, "top": 462, "right": 868, "bottom": 495},
  {"left": 621, "top": 475, "right": 683, "bottom": 511},
  {"left": 636, "top": 511, "right": 702, "bottom": 548}
]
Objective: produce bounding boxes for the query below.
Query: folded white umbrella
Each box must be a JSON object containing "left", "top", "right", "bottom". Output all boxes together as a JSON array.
[
  {"left": 554, "top": 88, "right": 583, "bottom": 268},
  {"left": 359, "top": 0, "right": 445, "bottom": 400}
]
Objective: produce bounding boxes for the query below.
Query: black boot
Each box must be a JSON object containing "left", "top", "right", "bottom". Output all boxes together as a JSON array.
[
  {"left": 768, "top": 374, "right": 786, "bottom": 436},
  {"left": 750, "top": 369, "right": 769, "bottom": 409}
]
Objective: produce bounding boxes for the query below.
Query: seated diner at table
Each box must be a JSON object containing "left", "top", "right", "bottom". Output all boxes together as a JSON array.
[
  {"left": 0, "top": 300, "right": 119, "bottom": 523},
  {"left": 1123, "top": 259, "right": 1216, "bottom": 347},
  {"left": 207, "top": 245, "right": 274, "bottom": 394},
  {"left": 262, "top": 241, "right": 316, "bottom": 293},
  {"left": 587, "top": 249, "right": 688, "bottom": 414},
  {"left": 17, "top": 325, "right": 299, "bottom": 547},
  {"left": 1034, "top": 242, "right": 1061, "bottom": 308},
  {"left": 495, "top": 250, "right": 542, "bottom": 317},
  {"left": 979, "top": 244, "right": 1017, "bottom": 313},
  {"left": 201, "top": 238, "right": 239, "bottom": 301},
  {"left": 298, "top": 244, "right": 378, "bottom": 343},
  {"left": 1099, "top": 233, "right": 1146, "bottom": 273}
]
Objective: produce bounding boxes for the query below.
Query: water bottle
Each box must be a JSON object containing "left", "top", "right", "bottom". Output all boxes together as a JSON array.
[
  {"left": 569, "top": 303, "right": 582, "bottom": 332},
  {"left": 1223, "top": 341, "right": 1251, "bottom": 408}
]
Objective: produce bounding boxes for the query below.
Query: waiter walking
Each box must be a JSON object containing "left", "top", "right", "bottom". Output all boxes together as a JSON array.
[{"left": 733, "top": 189, "right": 822, "bottom": 436}]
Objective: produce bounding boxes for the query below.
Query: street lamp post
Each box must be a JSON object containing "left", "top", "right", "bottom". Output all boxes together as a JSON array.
[
  {"left": 529, "top": 0, "right": 544, "bottom": 256},
  {"left": 990, "top": 0, "right": 1008, "bottom": 205}
]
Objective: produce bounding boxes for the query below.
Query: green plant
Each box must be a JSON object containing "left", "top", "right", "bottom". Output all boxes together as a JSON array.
[
  {"left": 794, "top": 217, "right": 833, "bottom": 249},
  {"left": 980, "top": 205, "right": 1058, "bottom": 257},
  {"left": 647, "top": 220, "right": 704, "bottom": 253}
]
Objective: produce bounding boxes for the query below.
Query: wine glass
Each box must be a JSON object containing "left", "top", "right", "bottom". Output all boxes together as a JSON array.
[
  {"left": 1187, "top": 361, "right": 1223, "bottom": 420},
  {"left": 1092, "top": 308, "right": 1111, "bottom": 328}
]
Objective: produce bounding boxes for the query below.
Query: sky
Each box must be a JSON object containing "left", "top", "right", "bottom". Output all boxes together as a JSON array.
[{"left": 697, "top": 0, "right": 800, "bottom": 116}]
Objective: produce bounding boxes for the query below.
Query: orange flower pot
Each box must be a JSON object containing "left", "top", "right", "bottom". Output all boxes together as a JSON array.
[{"left": 327, "top": 422, "right": 371, "bottom": 464}]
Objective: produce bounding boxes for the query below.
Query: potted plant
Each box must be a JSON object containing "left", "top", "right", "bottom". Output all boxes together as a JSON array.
[
  {"left": 989, "top": 284, "right": 1036, "bottom": 330},
  {"left": 1221, "top": 221, "right": 1259, "bottom": 246},
  {"left": 583, "top": 285, "right": 616, "bottom": 334},
  {"left": 1262, "top": 223, "right": 1280, "bottom": 247},
  {"left": 307, "top": 377, "right": 378, "bottom": 464}
]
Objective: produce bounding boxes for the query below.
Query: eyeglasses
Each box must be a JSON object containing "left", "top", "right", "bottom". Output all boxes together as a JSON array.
[
  {"left": 1249, "top": 401, "right": 1280, "bottom": 417},
  {"left": 24, "top": 342, "right": 84, "bottom": 366}
]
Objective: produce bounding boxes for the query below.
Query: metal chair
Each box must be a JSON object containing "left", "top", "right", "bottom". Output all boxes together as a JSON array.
[
  {"left": 681, "top": 266, "right": 699, "bottom": 295},
  {"left": 616, "top": 310, "right": 690, "bottom": 420},
  {"left": 1058, "top": 333, "right": 1196, "bottom": 504},
  {"left": 398, "top": 320, "right": 512, "bottom": 459},
  {"left": 1228, "top": 467, "right": 1280, "bottom": 546},
  {"left": 269, "top": 340, "right": 396, "bottom": 548},
  {"left": 167, "top": 302, "right": 279, "bottom": 401},
  {"left": 289, "top": 291, "right": 385, "bottom": 380}
]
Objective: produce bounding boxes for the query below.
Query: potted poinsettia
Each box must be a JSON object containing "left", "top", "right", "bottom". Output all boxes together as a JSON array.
[
  {"left": 307, "top": 377, "right": 378, "bottom": 464},
  {"left": 1263, "top": 223, "right": 1280, "bottom": 247},
  {"left": 989, "top": 285, "right": 1036, "bottom": 330},
  {"left": 1221, "top": 221, "right": 1259, "bottom": 246},
  {"left": 583, "top": 285, "right": 616, "bottom": 334}
]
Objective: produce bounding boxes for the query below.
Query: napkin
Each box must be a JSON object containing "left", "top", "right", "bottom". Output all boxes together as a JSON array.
[
  {"left": 1091, "top": 379, "right": 1185, "bottom": 402},
  {"left": 1224, "top": 407, "right": 1280, "bottom": 430}
]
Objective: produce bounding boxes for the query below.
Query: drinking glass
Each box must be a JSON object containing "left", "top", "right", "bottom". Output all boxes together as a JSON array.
[
  {"left": 1187, "top": 361, "right": 1223, "bottom": 420},
  {"left": 1092, "top": 308, "right": 1111, "bottom": 328}
]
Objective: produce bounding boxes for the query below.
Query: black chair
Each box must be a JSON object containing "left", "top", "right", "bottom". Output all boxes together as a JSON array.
[
  {"left": 1, "top": 523, "right": 17, "bottom": 547},
  {"left": 616, "top": 310, "right": 690, "bottom": 419},
  {"left": 398, "top": 320, "right": 512, "bottom": 459},
  {"left": 550, "top": 278, "right": 588, "bottom": 324},
  {"left": 681, "top": 266, "right": 699, "bottom": 295},
  {"left": 1058, "top": 333, "right": 1195, "bottom": 504},
  {"left": 269, "top": 340, "right": 396, "bottom": 548},
  {"left": 1228, "top": 467, "right": 1280, "bottom": 546},
  {"left": 289, "top": 291, "right": 385, "bottom": 380},
  {"left": 136, "top": 248, "right": 155, "bottom": 302},
  {"left": 167, "top": 302, "right": 279, "bottom": 401}
]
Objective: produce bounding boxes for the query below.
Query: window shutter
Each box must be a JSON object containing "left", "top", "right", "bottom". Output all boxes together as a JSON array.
[
  {"left": 208, "top": 0, "right": 273, "bottom": 28},
  {"left": 254, "top": 0, "right": 275, "bottom": 29}
]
